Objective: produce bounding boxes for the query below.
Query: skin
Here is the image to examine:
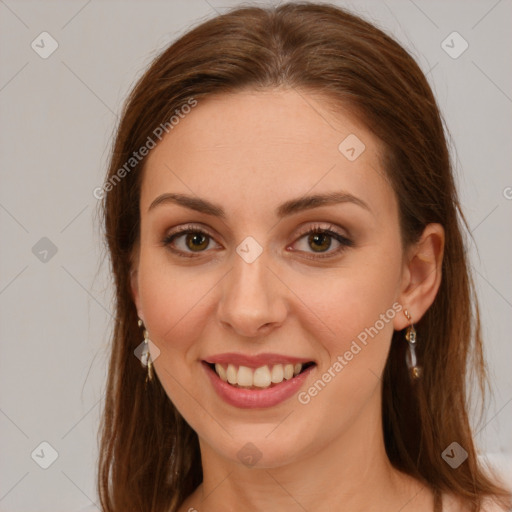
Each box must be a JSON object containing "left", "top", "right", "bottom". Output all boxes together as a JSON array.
[{"left": 130, "top": 88, "right": 446, "bottom": 511}]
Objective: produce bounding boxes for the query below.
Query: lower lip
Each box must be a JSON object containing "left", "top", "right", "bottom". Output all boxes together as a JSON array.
[{"left": 202, "top": 362, "right": 315, "bottom": 409}]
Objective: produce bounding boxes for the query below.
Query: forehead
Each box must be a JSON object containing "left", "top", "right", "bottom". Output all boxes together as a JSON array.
[{"left": 141, "top": 89, "right": 395, "bottom": 222}]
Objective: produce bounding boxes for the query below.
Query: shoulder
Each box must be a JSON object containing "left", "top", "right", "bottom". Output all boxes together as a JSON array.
[
  {"left": 442, "top": 493, "right": 511, "bottom": 512},
  {"left": 480, "top": 497, "right": 511, "bottom": 512}
]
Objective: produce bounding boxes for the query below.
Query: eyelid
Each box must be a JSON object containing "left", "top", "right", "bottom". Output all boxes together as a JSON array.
[
  {"left": 165, "top": 223, "right": 216, "bottom": 238},
  {"left": 294, "top": 222, "right": 350, "bottom": 240}
]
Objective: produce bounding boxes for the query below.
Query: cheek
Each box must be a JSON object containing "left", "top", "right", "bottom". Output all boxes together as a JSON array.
[
  {"left": 136, "top": 250, "right": 220, "bottom": 416},
  {"left": 136, "top": 249, "right": 215, "bottom": 357},
  {"left": 290, "top": 250, "right": 402, "bottom": 429},
  {"left": 296, "top": 248, "right": 402, "bottom": 355},
  {"left": 290, "top": 259, "right": 401, "bottom": 438}
]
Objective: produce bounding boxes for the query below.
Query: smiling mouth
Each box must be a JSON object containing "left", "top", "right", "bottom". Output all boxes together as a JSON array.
[{"left": 204, "top": 361, "right": 316, "bottom": 389}]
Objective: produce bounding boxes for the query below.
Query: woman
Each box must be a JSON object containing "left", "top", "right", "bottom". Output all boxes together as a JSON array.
[{"left": 96, "top": 2, "right": 512, "bottom": 511}]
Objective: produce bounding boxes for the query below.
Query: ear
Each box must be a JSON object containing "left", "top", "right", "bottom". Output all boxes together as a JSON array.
[
  {"left": 130, "top": 267, "right": 143, "bottom": 321},
  {"left": 393, "top": 223, "right": 445, "bottom": 330}
]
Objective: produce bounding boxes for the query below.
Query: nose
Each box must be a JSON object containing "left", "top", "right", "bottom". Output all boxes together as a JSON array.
[{"left": 216, "top": 249, "right": 287, "bottom": 339}]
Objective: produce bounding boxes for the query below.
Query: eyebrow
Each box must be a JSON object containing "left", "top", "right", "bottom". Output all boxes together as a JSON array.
[{"left": 147, "top": 191, "right": 372, "bottom": 218}]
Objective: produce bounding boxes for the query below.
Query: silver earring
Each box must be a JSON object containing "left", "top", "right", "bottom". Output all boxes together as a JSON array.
[
  {"left": 403, "top": 309, "right": 421, "bottom": 379},
  {"left": 138, "top": 318, "right": 153, "bottom": 383}
]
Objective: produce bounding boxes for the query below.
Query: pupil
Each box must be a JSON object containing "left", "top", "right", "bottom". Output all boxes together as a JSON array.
[
  {"left": 187, "top": 233, "right": 208, "bottom": 251},
  {"left": 309, "top": 233, "right": 330, "bottom": 252}
]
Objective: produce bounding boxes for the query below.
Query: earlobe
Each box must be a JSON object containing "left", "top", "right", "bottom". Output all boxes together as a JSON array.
[{"left": 393, "top": 223, "right": 445, "bottom": 331}]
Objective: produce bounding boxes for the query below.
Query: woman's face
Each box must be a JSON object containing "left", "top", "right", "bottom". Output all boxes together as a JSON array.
[{"left": 131, "top": 89, "right": 410, "bottom": 468}]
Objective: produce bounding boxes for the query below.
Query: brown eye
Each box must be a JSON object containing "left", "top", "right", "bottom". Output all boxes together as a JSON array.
[
  {"left": 308, "top": 232, "right": 332, "bottom": 252},
  {"left": 162, "top": 226, "right": 219, "bottom": 257},
  {"left": 291, "top": 225, "right": 354, "bottom": 260},
  {"left": 163, "top": 224, "right": 353, "bottom": 260},
  {"left": 184, "top": 232, "right": 209, "bottom": 251}
]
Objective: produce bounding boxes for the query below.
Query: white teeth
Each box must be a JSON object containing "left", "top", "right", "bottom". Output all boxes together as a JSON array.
[
  {"left": 237, "top": 366, "right": 253, "bottom": 387},
  {"left": 226, "top": 364, "right": 237, "bottom": 384},
  {"left": 253, "top": 366, "right": 272, "bottom": 388},
  {"left": 215, "top": 363, "right": 227, "bottom": 382},
  {"left": 213, "top": 362, "right": 306, "bottom": 389},
  {"left": 271, "top": 364, "right": 284, "bottom": 383}
]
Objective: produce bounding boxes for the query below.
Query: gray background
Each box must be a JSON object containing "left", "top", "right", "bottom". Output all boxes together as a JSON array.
[{"left": 0, "top": 1, "right": 511, "bottom": 511}]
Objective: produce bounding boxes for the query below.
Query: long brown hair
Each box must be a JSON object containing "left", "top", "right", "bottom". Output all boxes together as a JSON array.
[{"left": 96, "top": 3, "right": 512, "bottom": 511}]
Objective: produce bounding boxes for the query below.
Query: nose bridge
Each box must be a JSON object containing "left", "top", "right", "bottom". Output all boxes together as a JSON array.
[{"left": 217, "top": 238, "right": 285, "bottom": 336}]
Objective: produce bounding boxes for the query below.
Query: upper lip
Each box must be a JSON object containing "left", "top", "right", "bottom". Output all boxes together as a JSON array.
[{"left": 204, "top": 352, "right": 315, "bottom": 368}]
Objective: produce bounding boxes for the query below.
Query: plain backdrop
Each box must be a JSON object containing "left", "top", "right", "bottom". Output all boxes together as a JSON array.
[{"left": 0, "top": 1, "right": 511, "bottom": 511}]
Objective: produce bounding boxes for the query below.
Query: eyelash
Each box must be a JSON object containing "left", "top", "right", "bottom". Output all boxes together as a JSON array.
[{"left": 162, "top": 223, "right": 354, "bottom": 260}]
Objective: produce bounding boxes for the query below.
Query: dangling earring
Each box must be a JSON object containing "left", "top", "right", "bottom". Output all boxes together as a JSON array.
[
  {"left": 137, "top": 318, "right": 153, "bottom": 383},
  {"left": 403, "top": 309, "right": 421, "bottom": 379}
]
